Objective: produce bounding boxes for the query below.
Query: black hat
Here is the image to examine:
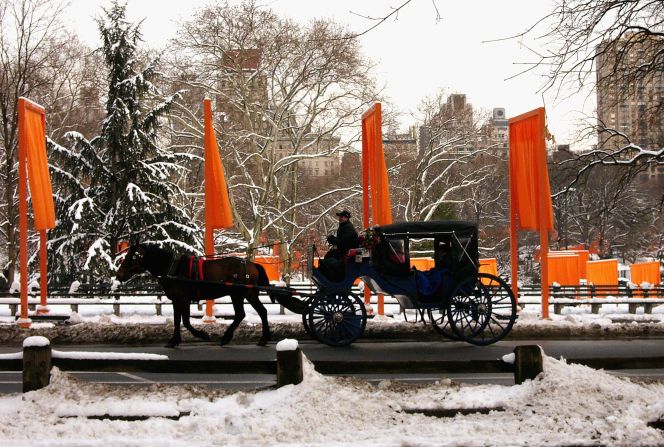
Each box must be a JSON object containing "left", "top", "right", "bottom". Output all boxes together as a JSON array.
[{"left": 336, "top": 210, "right": 351, "bottom": 218}]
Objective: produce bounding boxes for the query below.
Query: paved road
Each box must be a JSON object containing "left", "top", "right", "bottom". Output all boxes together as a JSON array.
[
  {"left": 3, "top": 338, "right": 662, "bottom": 362},
  {"left": 3, "top": 339, "right": 664, "bottom": 394}
]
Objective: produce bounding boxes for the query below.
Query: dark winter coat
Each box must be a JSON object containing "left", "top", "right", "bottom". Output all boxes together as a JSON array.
[{"left": 328, "top": 220, "right": 359, "bottom": 255}]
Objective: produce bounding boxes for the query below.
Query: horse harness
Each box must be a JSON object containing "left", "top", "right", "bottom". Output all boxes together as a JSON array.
[{"left": 165, "top": 254, "right": 251, "bottom": 301}]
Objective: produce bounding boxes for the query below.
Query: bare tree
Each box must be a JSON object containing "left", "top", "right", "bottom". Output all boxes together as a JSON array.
[
  {"left": 0, "top": 0, "right": 77, "bottom": 285},
  {"left": 394, "top": 91, "right": 496, "bottom": 222},
  {"left": 166, "top": 0, "right": 381, "bottom": 277}
]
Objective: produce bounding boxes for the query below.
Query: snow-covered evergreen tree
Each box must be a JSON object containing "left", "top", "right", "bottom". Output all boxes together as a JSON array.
[{"left": 47, "top": 1, "right": 199, "bottom": 285}]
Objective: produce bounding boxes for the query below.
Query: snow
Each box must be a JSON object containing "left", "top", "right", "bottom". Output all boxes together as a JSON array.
[
  {"left": 28, "top": 280, "right": 39, "bottom": 293},
  {"left": 0, "top": 350, "right": 662, "bottom": 446},
  {"left": 51, "top": 350, "right": 168, "bottom": 361},
  {"left": 23, "top": 336, "right": 50, "bottom": 347},
  {"left": 110, "top": 279, "right": 121, "bottom": 292},
  {"left": 0, "top": 293, "right": 662, "bottom": 444},
  {"left": 501, "top": 352, "right": 515, "bottom": 364},
  {"left": 276, "top": 338, "right": 298, "bottom": 351},
  {"left": 68, "top": 281, "right": 80, "bottom": 294}
]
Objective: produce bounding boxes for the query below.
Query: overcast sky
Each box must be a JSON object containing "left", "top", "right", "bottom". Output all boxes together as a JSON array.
[{"left": 64, "top": 0, "right": 595, "bottom": 148}]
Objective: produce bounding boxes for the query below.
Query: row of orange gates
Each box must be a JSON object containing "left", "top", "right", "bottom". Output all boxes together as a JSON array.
[
  {"left": 303, "top": 254, "right": 660, "bottom": 295},
  {"left": 543, "top": 251, "right": 660, "bottom": 294}
]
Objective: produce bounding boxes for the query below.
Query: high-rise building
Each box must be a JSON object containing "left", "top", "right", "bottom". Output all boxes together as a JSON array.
[
  {"left": 479, "top": 108, "right": 509, "bottom": 151},
  {"left": 419, "top": 93, "right": 477, "bottom": 155},
  {"left": 596, "top": 34, "right": 664, "bottom": 152}
]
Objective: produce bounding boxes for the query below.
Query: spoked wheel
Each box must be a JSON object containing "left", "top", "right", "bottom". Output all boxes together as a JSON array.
[
  {"left": 306, "top": 289, "right": 367, "bottom": 347},
  {"left": 301, "top": 297, "right": 316, "bottom": 339},
  {"left": 447, "top": 273, "right": 516, "bottom": 346},
  {"left": 427, "top": 308, "right": 460, "bottom": 341}
]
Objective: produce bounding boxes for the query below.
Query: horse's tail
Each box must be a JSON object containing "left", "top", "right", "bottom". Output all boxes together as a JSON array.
[{"left": 254, "top": 262, "right": 307, "bottom": 315}]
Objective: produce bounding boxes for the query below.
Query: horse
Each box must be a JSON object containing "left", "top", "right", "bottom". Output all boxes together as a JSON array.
[{"left": 116, "top": 243, "right": 305, "bottom": 348}]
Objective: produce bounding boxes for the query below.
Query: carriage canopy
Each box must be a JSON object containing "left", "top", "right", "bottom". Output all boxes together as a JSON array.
[
  {"left": 372, "top": 220, "right": 479, "bottom": 280},
  {"left": 373, "top": 220, "right": 477, "bottom": 240}
]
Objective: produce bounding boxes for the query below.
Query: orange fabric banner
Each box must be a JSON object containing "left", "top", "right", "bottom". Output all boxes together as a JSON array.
[
  {"left": 586, "top": 259, "right": 619, "bottom": 287},
  {"left": 204, "top": 99, "right": 233, "bottom": 231},
  {"left": 479, "top": 258, "right": 498, "bottom": 285},
  {"left": 508, "top": 108, "right": 553, "bottom": 232},
  {"left": 547, "top": 254, "right": 580, "bottom": 286},
  {"left": 509, "top": 107, "right": 554, "bottom": 317},
  {"left": 630, "top": 261, "right": 660, "bottom": 286},
  {"left": 18, "top": 98, "right": 55, "bottom": 230},
  {"left": 411, "top": 257, "right": 435, "bottom": 271},
  {"left": 549, "top": 250, "right": 589, "bottom": 279},
  {"left": 479, "top": 258, "right": 498, "bottom": 276},
  {"left": 254, "top": 256, "right": 281, "bottom": 282},
  {"left": 362, "top": 103, "right": 392, "bottom": 226}
]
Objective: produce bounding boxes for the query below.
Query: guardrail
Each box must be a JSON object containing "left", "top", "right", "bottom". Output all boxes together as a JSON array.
[{"left": 1, "top": 283, "right": 662, "bottom": 317}]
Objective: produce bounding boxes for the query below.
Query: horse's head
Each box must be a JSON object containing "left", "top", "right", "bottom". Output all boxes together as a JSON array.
[{"left": 116, "top": 243, "right": 148, "bottom": 282}]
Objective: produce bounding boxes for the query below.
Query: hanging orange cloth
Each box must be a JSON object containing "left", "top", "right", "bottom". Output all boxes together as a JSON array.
[
  {"left": 509, "top": 109, "right": 553, "bottom": 232},
  {"left": 546, "top": 254, "right": 580, "bottom": 286},
  {"left": 630, "top": 261, "right": 660, "bottom": 286},
  {"left": 586, "top": 259, "right": 619, "bottom": 296},
  {"left": 204, "top": 98, "right": 233, "bottom": 231},
  {"left": 549, "top": 250, "right": 589, "bottom": 280},
  {"left": 18, "top": 98, "right": 55, "bottom": 230},
  {"left": 362, "top": 103, "right": 392, "bottom": 226},
  {"left": 509, "top": 107, "right": 554, "bottom": 317}
]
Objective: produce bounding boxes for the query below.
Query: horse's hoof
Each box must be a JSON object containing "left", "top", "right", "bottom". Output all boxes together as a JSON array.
[
  {"left": 165, "top": 339, "right": 181, "bottom": 348},
  {"left": 197, "top": 332, "right": 210, "bottom": 341},
  {"left": 256, "top": 339, "right": 268, "bottom": 346},
  {"left": 219, "top": 338, "right": 231, "bottom": 346}
]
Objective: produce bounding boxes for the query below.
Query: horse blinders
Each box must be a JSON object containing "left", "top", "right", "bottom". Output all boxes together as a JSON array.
[{"left": 117, "top": 245, "right": 147, "bottom": 281}]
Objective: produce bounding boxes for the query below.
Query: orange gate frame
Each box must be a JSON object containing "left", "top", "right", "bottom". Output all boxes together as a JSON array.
[
  {"left": 203, "top": 98, "right": 234, "bottom": 322},
  {"left": 508, "top": 108, "right": 554, "bottom": 318},
  {"left": 17, "top": 97, "right": 56, "bottom": 327},
  {"left": 362, "top": 103, "right": 393, "bottom": 315}
]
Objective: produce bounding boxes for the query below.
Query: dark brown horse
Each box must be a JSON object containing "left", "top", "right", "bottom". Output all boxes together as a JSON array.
[{"left": 116, "top": 243, "right": 304, "bottom": 347}]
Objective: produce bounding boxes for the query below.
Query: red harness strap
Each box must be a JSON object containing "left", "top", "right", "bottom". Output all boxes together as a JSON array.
[{"left": 188, "top": 256, "right": 205, "bottom": 281}]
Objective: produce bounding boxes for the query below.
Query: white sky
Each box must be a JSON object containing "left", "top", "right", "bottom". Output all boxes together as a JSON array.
[{"left": 64, "top": 0, "right": 595, "bottom": 148}]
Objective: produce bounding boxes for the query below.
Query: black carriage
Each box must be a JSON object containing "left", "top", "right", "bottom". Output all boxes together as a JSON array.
[{"left": 303, "top": 220, "right": 517, "bottom": 347}]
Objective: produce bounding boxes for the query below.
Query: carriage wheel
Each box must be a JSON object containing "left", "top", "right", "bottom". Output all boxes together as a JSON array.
[
  {"left": 427, "top": 308, "right": 460, "bottom": 341},
  {"left": 447, "top": 273, "right": 516, "bottom": 346},
  {"left": 306, "top": 289, "right": 367, "bottom": 347},
  {"left": 301, "top": 297, "right": 316, "bottom": 339}
]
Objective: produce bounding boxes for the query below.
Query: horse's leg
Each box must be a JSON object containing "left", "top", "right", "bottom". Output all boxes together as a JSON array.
[
  {"left": 182, "top": 300, "right": 210, "bottom": 341},
  {"left": 246, "top": 291, "right": 270, "bottom": 346},
  {"left": 166, "top": 300, "right": 182, "bottom": 348},
  {"left": 220, "top": 294, "right": 245, "bottom": 346}
]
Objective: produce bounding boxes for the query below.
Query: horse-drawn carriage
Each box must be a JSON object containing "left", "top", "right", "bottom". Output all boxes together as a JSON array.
[
  {"left": 301, "top": 220, "right": 517, "bottom": 347},
  {"left": 117, "top": 220, "right": 517, "bottom": 348}
]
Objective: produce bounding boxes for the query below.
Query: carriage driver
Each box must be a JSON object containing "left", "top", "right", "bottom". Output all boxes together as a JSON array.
[{"left": 325, "top": 210, "right": 359, "bottom": 259}]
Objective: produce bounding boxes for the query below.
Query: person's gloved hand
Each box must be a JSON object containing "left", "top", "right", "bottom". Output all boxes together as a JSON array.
[{"left": 326, "top": 235, "right": 336, "bottom": 245}]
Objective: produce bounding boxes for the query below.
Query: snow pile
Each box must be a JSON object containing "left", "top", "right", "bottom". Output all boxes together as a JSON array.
[
  {"left": 276, "top": 338, "right": 298, "bottom": 351},
  {"left": 0, "top": 351, "right": 662, "bottom": 446},
  {"left": 23, "top": 336, "right": 49, "bottom": 348}
]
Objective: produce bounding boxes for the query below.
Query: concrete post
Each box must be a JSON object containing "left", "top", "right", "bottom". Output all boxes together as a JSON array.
[
  {"left": 276, "top": 339, "right": 303, "bottom": 387},
  {"left": 514, "top": 345, "right": 543, "bottom": 385},
  {"left": 23, "top": 336, "right": 51, "bottom": 392}
]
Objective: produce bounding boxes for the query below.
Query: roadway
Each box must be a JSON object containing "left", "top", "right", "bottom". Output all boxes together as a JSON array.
[{"left": 2, "top": 339, "right": 663, "bottom": 393}]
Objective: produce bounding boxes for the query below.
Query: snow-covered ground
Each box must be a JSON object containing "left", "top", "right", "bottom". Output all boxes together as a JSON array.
[
  {"left": 1, "top": 348, "right": 663, "bottom": 446},
  {"left": 2, "top": 300, "right": 664, "bottom": 345},
  {"left": 2, "top": 298, "right": 664, "bottom": 445}
]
